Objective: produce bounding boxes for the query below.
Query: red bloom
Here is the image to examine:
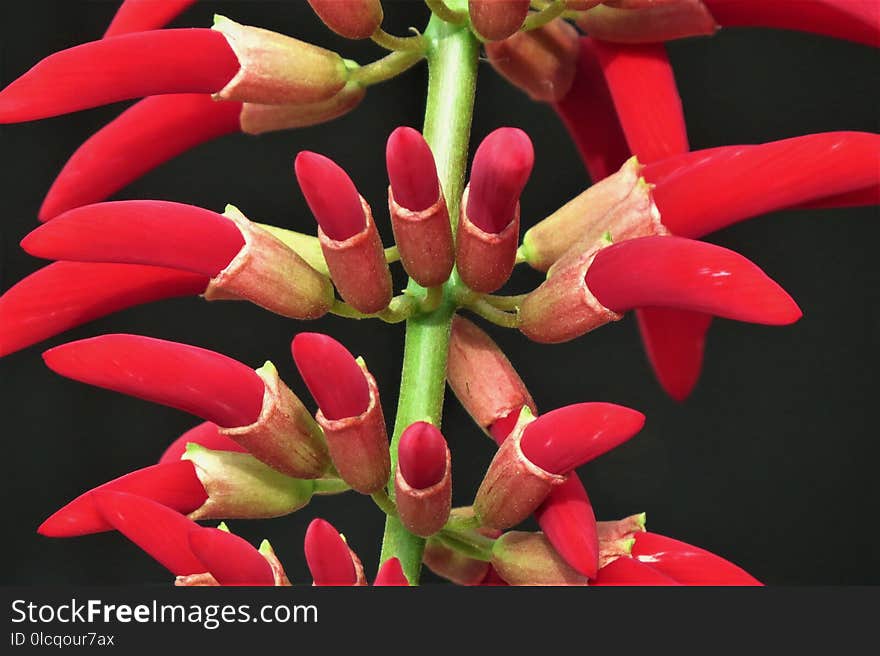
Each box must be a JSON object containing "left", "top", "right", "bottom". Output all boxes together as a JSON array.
[
  {"left": 158, "top": 422, "right": 247, "bottom": 465},
  {"left": 104, "top": 0, "right": 197, "bottom": 38},
  {"left": 304, "top": 518, "right": 360, "bottom": 586},
  {"left": 373, "top": 558, "right": 410, "bottom": 586},
  {"left": 631, "top": 532, "right": 763, "bottom": 585},
  {"left": 187, "top": 527, "right": 275, "bottom": 586},
  {"left": 291, "top": 332, "right": 370, "bottom": 420}
]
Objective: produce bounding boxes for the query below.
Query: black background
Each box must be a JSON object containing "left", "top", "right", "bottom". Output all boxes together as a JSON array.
[{"left": 1, "top": 1, "right": 878, "bottom": 586}]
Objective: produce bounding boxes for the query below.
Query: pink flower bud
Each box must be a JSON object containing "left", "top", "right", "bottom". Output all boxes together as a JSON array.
[
  {"left": 304, "top": 518, "right": 365, "bottom": 586},
  {"left": 307, "top": 0, "right": 384, "bottom": 40},
  {"left": 395, "top": 422, "right": 452, "bottom": 537}
]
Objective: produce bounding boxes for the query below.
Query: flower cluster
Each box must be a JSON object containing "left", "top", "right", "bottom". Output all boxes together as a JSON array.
[{"left": 0, "top": 0, "right": 877, "bottom": 585}]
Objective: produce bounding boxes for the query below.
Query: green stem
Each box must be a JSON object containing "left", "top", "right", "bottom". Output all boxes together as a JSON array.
[
  {"left": 466, "top": 298, "right": 521, "bottom": 328},
  {"left": 370, "top": 28, "right": 426, "bottom": 52},
  {"left": 352, "top": 49, "right": 426, "bottom": 86},
  {"left": 371, "top": 488, "right": 398, "bottom": 516},
  {"left": 379, "top": 14, "right": 479, "bottom": 585},
  {"left": 522, "top": 0, "right": 566, "bottom": 31}
]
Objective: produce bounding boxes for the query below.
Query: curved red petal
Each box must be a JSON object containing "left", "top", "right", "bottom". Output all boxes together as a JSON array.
[
  {"left": 104, "top": 0, "right": 197, "bottom": 38},
  {"left": 158, "top": 421, "right": 248, "bottom": 465},
  {"left": 42, "top": 334, "right": 265, "bottom": 428},
  {"left": 291, "top": 332, "right": 370, "bottom": 420},
  {"left": 632, "top": 531, "right": 763, "bottom": 585},
  {"left": 593, "top": 556, "right": 681, "bottom": 586},
  {"left": 188, "top": 528, "right": 274, "bottom": 586},
  {"left": 294, "top": 151, "right": 366, "bottom": 241},
  {"left": 304, "top": 518, "right": 357, "bottom": 586},
  {"left": 534, "top": 475, "right": 599, "bottom": 578}
]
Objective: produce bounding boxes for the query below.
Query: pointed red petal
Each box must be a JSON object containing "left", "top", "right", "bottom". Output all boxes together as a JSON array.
[
  {"left": 104, "top": 0, "right": 197, "bottom": 38},
  {"left": 632, "top": 532, "right": 762, "bottom": 585},
  {"left": 92, "top": 490, "right": 205, "bottom": 576},
  {"left": 593, "top": 556, "right": 681, "bottom": 586},
  {"left": 0, "top": 262, "right": 208, "bottom": 358},
  {"left": 39, "top": 95, "right": 242, "bottom": 221},
  {"left": 635, "top": 308, "right": 713, "bottom": 402},
  {"left": 386, "top": 127, "right": 440, "bottom": 212},
  {"left": 398, "top": 422, "right": 448, "bottom": 489},
  {"left": 304, "top": 518, "right": 357, "bottom": 586},
  {"left": 704, "top": 0, "right": 880, "bottom": 47},
  {"left": 520, "top": 402, "right": 645, "bottom": 473},
  {"left": 159, "top": 421, "right": 248, "bottom": 464},
  {"left": 188, "top": 528, "right": 274, "bottom": 586},
  {"left": 591, "top": 40, "right": 688, "bottom": 162},
  {"left": 42, "top": 334, "right": 265, "bottom": 428},
  {"left": 645, "top": 132, "right": 880, "bottom": 238},
  {"left": 467, "top": 127, "right": 534, "bottom": 233},
  {"left": 553, "top": 37, "right": 631, "bottom": 182},
  {"left": 0, "top": 30, "right": 239, "bottom": 123},
  {"left": 373, "top": 558, "right": 410, "bottom": 586},
  {"left": 586, "top": 236, "right": 803, "bottom": 325},
  {"left": 291, "top": 332, "right": 369, "bottom": 420},
  {"left": 38, "top": 461, "right": 206, "bottom": 538},
  {"left": 294, "top": 151, "right": 366, "bottom": 240},
  {"left": 534, "top": 475, "right": 600, "bottom": 578}
]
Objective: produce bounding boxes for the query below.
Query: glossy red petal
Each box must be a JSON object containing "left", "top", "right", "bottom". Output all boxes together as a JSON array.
[
  {"left": 373, "top": 558, "right": 410, "bottom": 586},
  {"left": 466, "top": 127, "right": 534, "bottom": 233},
  {"left": 294, "top": 151, "right": 366, "bottom": 241},
  {"left": 586, "top": 236, "right": 803, "bottom": 325},
  {"left": 92, "top": 490, "right": 205, "bottom": 576},
  {"left": 644, "top": 132, "right": 880, "bottom": 238},
  {"left": 632, "top": 532, "right": 763, "bottom": 585},
  {"left": 635, "top": 308, "right": 713, "bottom": 402},
  {"left": 0, "top": 30, "right": 239, "bottom": 123},
  {"left": 38, "top": 461, "right": 206, "bottom": 538},
  {"left": 39, "top": 94, "right": 243, "bottom": 221},
  {"left": 188, "top": 528, "right": 274, "bottom": 586},
  {"left": 104, "top": 0, "right": 197, "bottom": 37},
  {"left": 304, "top": 518, "right": 357, "bottom": 586},
  {"left": 534, "top": 475, "right": 600, "bottom": 578},
  {"left": 591, "top": 40, "right": 688, "bottom": 162},
  {"left": 42, "top": 334, "right": 265, "bottom": 428},
  {"left": 553, "top": 37, "right": 631, "bottom": 182},
  {"left": 24, "top": 201, "right": 244, "bottom": 277},
  {"left": 593, "top": 556, "right": 681, "bottom": 586},
  {"left": 520, "top": 402, "right": 646, "bottom": 473},
  {"left": 0, "top": 262, "right": 208, "bottom": 358},
  {"left": 398, "top": 422, "right": 448, "bottom": 490},
  {"left": 291, "top": 332, "right": 370, "bottom": 420},
  {"left": 159, "top": 421, "right": 248, "bottom": 465},
  {"left": 386, "top": 126, "right": 440, "bottom": 212},
  {"left": 704, "top": 0, "right": 880, "bottom": 47}
]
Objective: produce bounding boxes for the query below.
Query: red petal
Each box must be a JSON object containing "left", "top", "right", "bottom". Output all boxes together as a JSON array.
[
  {"left": 0, "top": 30, "right": 239, "bottom": 123},
  {"left": 373, "top": 558, "right": 410, "bottom": 586},
  {"left": 38, "top": 461, "right": 206, "bottom": 537},
  {"left": 291, "top": 332, "right": 370, "bottom": 420},
  {"left": 92, "top": 490, "right": 205, "bottom": 576},
  {"left": 534, "top": 475, "right": 600, "bottom": 578},
  {"left": 104, "top": 0, "right": 197, "bottom": 38},
  {"left": 466, "top": 127, "right": 534, "bottom": 233},
  {"left": 553, "top": 37, "right": 631, "bottom": 182},
  {"left": 304, "top": 518, "right": 357, "bottom": 586},
  {"left": 0, "top": 262, "right": 208, "bottom": 358},
  {"left": 159, "top": 421, "right": 248, "bottom": 465},
  {"left": 488, "top": 408, "right": 522, "bottom": 446},
  {"left": 39, "top": 95, "right": 242, "bottom": 221},
  {"left": 188, "top": 528, "right": 274, "bottom": 586},
  {"left": 42, "top": 334, "right": 265, "bottom": 428},
  {"left": 520, "top": 402, "right": 646, "bottom": 473},
  {"left": 24, "top": 201, "right": 244, "bottom": 277},
  {"left": 635, "top": 308, "right": 713, "bottom": 402},
  {"left": 586, "top": 236, "right": 803, "bottom": 325},
  {"left": 593, "top": 556, "right": 680, "bottom": 586},
  {"left": 704, "top": 0, "right": 880, "bottom": 47},
  {"left": 591, "top": 40, "right": 688, "bottom": 162},
  {"left": 398, "top": 422, "right": 447, "bottom": 489},
  {"left": 294, "top": 151, "right": 366, "bottom": 240},
  {"left": 632, "top": 532, "right": 763, "bottom": 585},
  {"left": 386, "top": 127, "right": 440, "bottom": 212}
]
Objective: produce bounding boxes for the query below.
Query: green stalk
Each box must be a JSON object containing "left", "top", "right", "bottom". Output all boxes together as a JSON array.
[{"left": 379, "top": 13, "right": 479, "bottom": 584}]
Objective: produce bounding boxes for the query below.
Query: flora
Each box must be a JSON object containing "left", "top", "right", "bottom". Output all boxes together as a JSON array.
[{"left": 0, "top": 0, "right": 877, "bottom": 586}]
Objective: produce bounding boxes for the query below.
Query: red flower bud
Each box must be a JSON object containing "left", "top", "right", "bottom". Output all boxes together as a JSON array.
[
  {"left": 469, "top": 0, "right": 532, "bottom": 41},
  {"left": 293, "top": 333, "right": 390, "bottom": 493},
  {"left": 304, "top": 518, "right": 364, "bottom": 586},
  {"left": 104, "top": 0, "right": 197, "bottom": 38},
  {"left": 296, "top": 152, "right": 393, "bottom": 313},
  {"left": 38, "top": 461, "right": 207, "bottom": 538},
  {"left": 632, "top": 532, "right": 763, "bottom": 585},
  {"left": 307, "top": 0, "right": 384, "bottom": 40},
  {"left": 374, "top": 558, "right": 410, "bottom": 586},
  {"left": 576, "top": 1, "right": 718, "bottom": 43},
  {"left": 0, "top": 262, "right": 207, "bottom": 358},
  {"left": 92, "top": 490, "right": 206, "bottom": 576},
  {"left": 188, "top": 527, "right": 275, "bottom": 586},
  {"left": 43, "top": 335, "right": 330, "bottom": 478},
  {"left": 593, "top": 556, "right": 680, "bottom": 586},
  {"left": 386, "top": 127, "right": 454, "bottom": 287},
  {"left": 159, "top": 421, "right": 247, "bottom": 465},
  {"left": 534, "top": 475, "right": 599, "bottom": 578},
  {"left": 395, "top": 422, "right": 452, "bottom": 537}
]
